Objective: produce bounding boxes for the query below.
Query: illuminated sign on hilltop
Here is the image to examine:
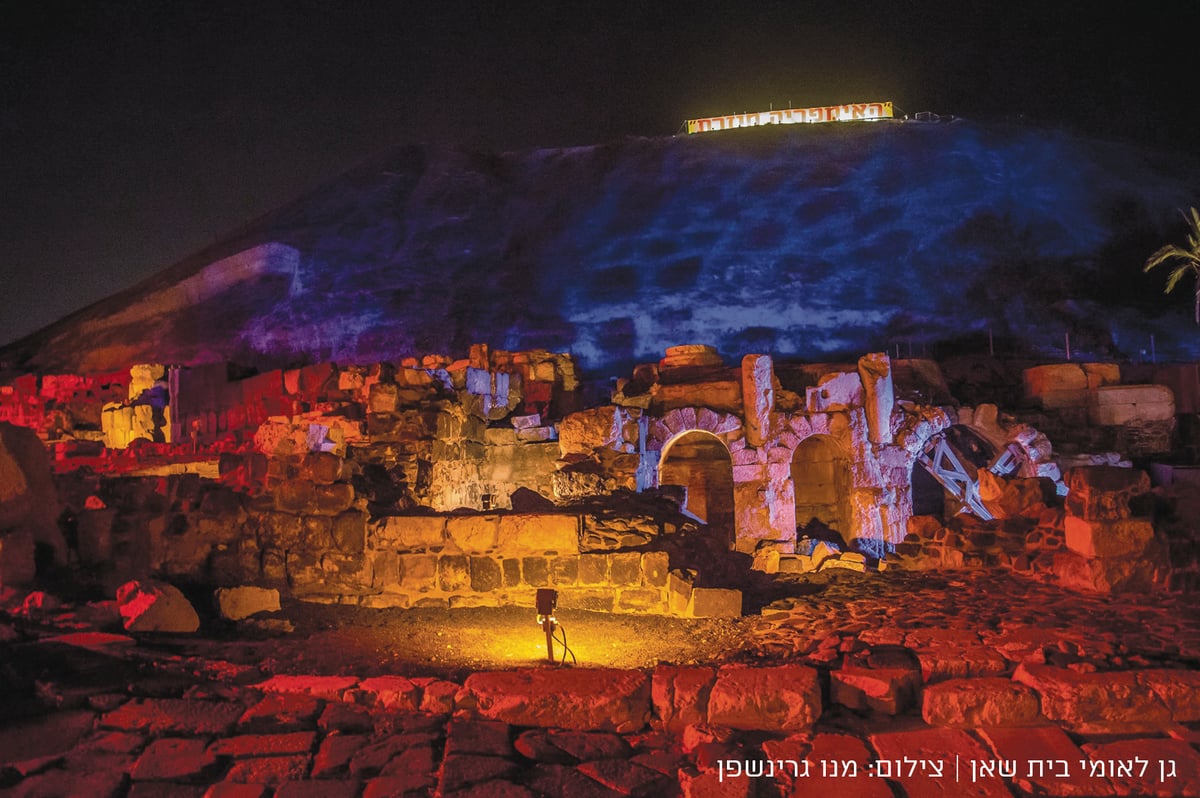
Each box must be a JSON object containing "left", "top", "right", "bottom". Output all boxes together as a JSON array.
[{"left": 686, "top": 101, "right": 894, "bottom": 134}]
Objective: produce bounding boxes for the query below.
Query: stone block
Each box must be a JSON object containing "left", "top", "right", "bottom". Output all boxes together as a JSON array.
[
  {"left": 1013, "top": 663, "right": 1170, "bottom": 733},
  {"left": 522, "top": 556, "right": 550, "bottom": 586},
  {"left": 978, "top": 725, "right": 1105, "bottom": 797},
  {"left": 652, "top": 666, "right": 716, "bottom": 733},
  {"left": 438, "top": 555, "right": 471, "bottom": 592},
  {"left": 1064, "top": 466, "right": 1150, "bottom": 520},
  {"left": 331, "top": 511, "right": 366, "bottom": 554},
  {"left": 374, "top": 516, "right": 445, "bottom": 550},
  {"left": 615, "top": 587, "right": 664, "bottom": 612},
  {"left": 501, "top": 558, "right": 521, "bottom": 587},
  {"left": 496, "top": 514, "right": 580, "bottom": 554},
  {"left": 1088, "top": 384, "right": 1175, "bottom": 425},
  {"left": 1064, "top": 516, "right": 1154, "bottom": 558},
  {"left": 116, "top": 579, "right": 200, "bottom": 633},
  {"left": 367, "top": 382, "right": 399, "bottom": 414},
  {"left": 516, "top": 426, "right": 556, "bottom": 442},
  {"left": 215, "top": 586, "right": 281, "bottom": 621},
  {"left": 557, "top": 406, "right": 624, "bottom": 455},
  {"left": 302, "top": 451, "right": 343, "bottom": 484},
  {"left": 557, "top": 588, "right": 614, "bottom": 612},
  {"left": 687, "top": 587, "right": 741, "bottom": 618},
  {"left": 1052, "top": 550, "right": 1157, "bottom": 593},
  {"left": 399, "top": 554, "right": 437, "bottom": 590},
  {"left": 484, "top": 427, "right": 517, "bottom": 445},
  {"left": 831, "top": 667, "right": 920, "bottom": 715},
  {"left": 550, "top": 555, "right": 578, "bottom": 585},
  {"left": 578, "top": 553, "right": 609, "bottom": 585},
  {"left": 446, "top": 515, "right": 499, "bottom": 553},
  {"left": 470, "top": 557, "right": 502, "bottom": 592},
  {"left": 667, "top": 569, "right": 693, "bottom": 615},
  {"left": 314, "top": 483, "right": 355, "bottom": 515},
  {"left": 609, "top": 552, "right": 642, "bottom": 585},
  {"left": 641, "top": 551, "right": 670, "bottom": 587},
  {"left": 708, "top": 664, "right": 821, "bottom": 732},
  {"left": 1023, "top": 364, "right": 1088, "bottom": 408},
  {"left": 921, "top": 677, "right": 1041, "bottom": 727},
  {"left": 275, "top": 479, "right": 316, "bottom": 513}
]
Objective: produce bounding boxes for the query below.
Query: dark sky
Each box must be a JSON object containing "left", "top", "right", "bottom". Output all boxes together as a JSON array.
[{"left": 1, "top": 0, "right": 1195, "bottom": 347}]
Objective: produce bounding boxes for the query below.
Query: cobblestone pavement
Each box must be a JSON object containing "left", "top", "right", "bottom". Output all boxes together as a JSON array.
[{"left": 3, "top": 569, "right": 1200, "bottom": 797}]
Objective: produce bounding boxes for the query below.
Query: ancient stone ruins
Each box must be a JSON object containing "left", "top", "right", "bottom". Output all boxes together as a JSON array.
[{"left": 4, "top": 321, "right": 1200, "bottom": 796}]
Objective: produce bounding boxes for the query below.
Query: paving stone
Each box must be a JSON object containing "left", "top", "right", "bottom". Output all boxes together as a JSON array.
[
  {"left": 102, "top": 698, "right": 245, "bottom": 736},
  {"left": 922, "top": 677, "right": 1041, "bottom": 727},
  {"left": 317, "top": 702, "right": 374, "bottom": 734},
  {"left": 979, "top": 725, "right": 1110, "bottom": 796},
  {"left": 868, "top": 727, "right": 1011, "bottom": 798},
  {"left": 4, "top": 768, "right": 127, "bottom": 798},
  {"left": 1140, "top": 669, "right": 1200, "bottom": 722},
  {"left": 207, "top": 732, "right": 316, "bottom": 759},
  {"left": 349, "top": 732, "right": 440, "bottom": 777},
  {"left": 130, "top": 738, "right": 220, "bottom": 782},
  {"left": 417, "top": 678, "right": 459, "bottom": 715},
  {"left": 524, "top": 763, "right": 625, "bottom": 798},
  {"left": 831, "top": 666, "right": 920, "bottom": 714},
  {"left": 127, "top": 783, "right": 206, "bottom": 798},
  {"left": 201, "top": 784, "right": 267, "bottom": 798},
  {"left": 1082, "top": 738, "right": 1200, "bottom": 797},
  {"left": 576, "top": 758, "right": 673, "bottom": 796},
  {"left": 76, "top": 730, "right": 147, "bottom": 755},
  {"left": 464, "top": 668, "right": 650, "bottom": 732},
  {"left": 274, "top": 780, "right": 362, "bottom": 798},
  {"left": 777, "top": 733, "right": 893, "bottom": 798},
  {"left": 223, "top": 755, "right": 312, "bottom": 785},
  {"left": 311, "top": 733, "right": 369, "bottom": 778},
  {"left": 445, "top": 718, "right": 514, "bottom": 757},
  {"left": 437, "top": 754, "right": 518, "bottom": 794},
  {"left": 378, "top": 743, "right": 435, "bottom": 778},
  {"left": 237, "top": 693, "right": 323, "bottom": 733},
  {"left": 440, "top": 779, "right": 537, "bottom": 798},
  {"left": 514, "top": 729, "right": 576, "bottom": 764},
  {"left": 545, "top": 730, "right": 630, "bottom": 762},
  {"left": 0, "top": 709, "right": 97, "bottom": 767}
]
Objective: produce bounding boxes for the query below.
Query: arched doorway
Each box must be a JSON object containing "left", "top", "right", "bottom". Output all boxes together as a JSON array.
[
  {"left": 659, "top": 431, "right": 735, "bottom": 542},
  {"left": 791, "top": 435, "right": 851, "bottom": 541},
  {"left": 912, "top": 425, "right": 997, "bottom": 519}
]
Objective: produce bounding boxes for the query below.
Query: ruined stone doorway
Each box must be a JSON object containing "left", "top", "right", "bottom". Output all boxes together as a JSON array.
[
  {"left": 792, "top": 435, "right": 851, "bottom": 541},
  {"left": 659, "top": 431, "right": 735, "bottom": 543}
]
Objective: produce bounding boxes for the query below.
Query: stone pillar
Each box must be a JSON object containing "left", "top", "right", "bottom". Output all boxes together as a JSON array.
[
  {"left": 857, "top": 353, "right": 894, "bottom": 445},
  {"left": 741, "top": 354, "right": 774, "bottom": 448}
]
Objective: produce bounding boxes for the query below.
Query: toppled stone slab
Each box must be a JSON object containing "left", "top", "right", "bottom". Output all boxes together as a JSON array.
[
  {"left": 349, "top": 676, "right": 420, "bottom": 712},
  {"left": 1013, "top": 664, "right": 1171, "bottom": 733},
  {"left": 130, "top": 737, "right": 220, "bottom": 782},
  {"left": 706, "top": 664, "right": 821, "bottom": 732},
  {"left": 238, "top": 693, "right": 324, "bottom": 733},
  {"left": 255, "top": 675, "right": 360, "bottom": 702},
  {"left": 921, "top": 677, "right": 1040, "bottom": 727},
  {"left": 463, "top": 669, "right": 650, "bottom": 732},
  {"left": 831, "top": 666, "right": 920, "bottom": 715},
  {"left": 215, "top": 586, "right": 281, "bottom": 621},
  {"left": 101, "top": 698, "right": 244, "bottom": 736},
  {"left": 208, "top": 732, "right": 317, "bottom": 759},
  {"left": 116, "top": 580, "right": 200, "bottom": 633}
]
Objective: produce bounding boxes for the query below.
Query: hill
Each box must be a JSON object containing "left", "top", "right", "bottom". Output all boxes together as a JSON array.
[{"left": 3, "top": 120, "right": 1198, "bottom": 378}]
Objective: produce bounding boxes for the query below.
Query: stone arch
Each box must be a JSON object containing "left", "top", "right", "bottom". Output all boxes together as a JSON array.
[
  {"left": 791, "top": 434, "right": 852, "bottom": 541},
  {"left": 658, "top": 430, "right": 735, "bottom": 543}
]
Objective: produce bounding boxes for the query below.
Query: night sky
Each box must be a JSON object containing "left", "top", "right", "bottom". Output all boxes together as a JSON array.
[{"left": 1, "top": 0, "right": 1195, "bottom": 348}]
